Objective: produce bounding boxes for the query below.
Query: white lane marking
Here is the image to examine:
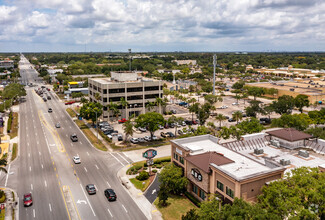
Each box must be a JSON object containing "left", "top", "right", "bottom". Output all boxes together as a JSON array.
[
  {"left": 41, "top": 164, "right": 43, "bottom": 169},
  {"left": 55, "top": 116, "right": 58, "bottom": 119},
  {"left": 95, "top": 165, "right": 99, "bottom": 170},
  {"left": 31, "top": 184, "right": 33, "bottom": 190},
  {"left": 86, "top": 152, "right": 89, "bottom": 156},
  {"left": 29, "top": 166, "right": 31, "bottom": 172},
  {"left": 62, "top": 127, "right": 64, "bottom": 130},
  {"left": 70, "top": 126, "right": 72, "bottom": 129},
  {"left": 109, "top": 153, "right": 125, "bottom": 166},
  {"left": 80, "top": 183, "right": 96, "bottom": 216},
  {"left": 122, "top": 204, "right": 128, "bottom": 213},
  {"left": 66, "top": 134, "right": 68, "bottom": 137},
  {"left": 117, "top": 153, "right": 130, "bottom": 164},
  {"left": 49, "top": 203, "right": 52, "bottom": 212},
  {"left": 4, "top": 164, "right": 11, "bottom": 187},
  {"left": 107, "top": 208, "right": 113, "bottom": 218},
  {"left": 39, "top": 152, "right": 41, "bottom": 156},
  {"left": 80, "top": 142, "right": 82, "bottom": 145},
  {"left": 27, "top": 134, "right": 29, "bottom": 137},
  {"left": 27, "top": 143, "right": 30, "bottom": 146},
  {"left": 123, "top": 152, "right": 130, "bottom": 158},
  {"left": 106, "top": 181, "right": 111, "bottom": 188},
  {"left": 70, "top": 143, "right": 73, "bottom": 146},
  {"left": 84, "top": 167, "right": 88, "bottom": 172},
  {"left": 44, "top": 180, "right": 47, "bottom": 187},
  {"left": 37, "top": 141, "right": 39, "bottom": 145},
  {"left": 28, "top": 153, "right": 30, "bottom": 157},
  {"left": 33, "top": 209, "right": 35, "bottom": 218},
  {"left": 35, "top": 133, "right": 37, "bottom": 136}
]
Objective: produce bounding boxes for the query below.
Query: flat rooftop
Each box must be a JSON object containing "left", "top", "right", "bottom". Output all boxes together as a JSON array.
[
  {"left": 89, "top": 77, "right": 158, "bottom": 84},
  {"left": 172, "top": 135, "right": 277, "bottom": 179}
]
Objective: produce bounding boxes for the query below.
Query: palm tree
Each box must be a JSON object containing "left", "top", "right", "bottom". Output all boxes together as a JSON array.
[
  {"left": 122, "top": 120, "right": 134, "bottom": 142},
  {"left": 241, "top": 93, "right": 249, "bottom": 105},
  {"left": 94, "top": 92, "right": 101, "bottom": 101},
  {"left": 119, "top": 97, "right": 129, "bottom": 118},
  {"left": 215, "top": 114, "right": 227, "bottom": 128},
  {"left": 162, "top": 97, "right": 168, "bottom": 114},
  {"left": 146, "top": 101, "right": 155, "bottom": 112},
  {"left": 0, "top": 159, "right": 7, "bottom": 173},
  {"left": 107, "top": 102, "right": 119, "bottom": 121},
  {"left": 155, "top": 97, "right": 164, "bottom": 114},
  {"left": 232, "top": 111, "right": 243, "bottom": 125},
  {"left": 81, "top": 97, "right": 88, "bottom": 105}
]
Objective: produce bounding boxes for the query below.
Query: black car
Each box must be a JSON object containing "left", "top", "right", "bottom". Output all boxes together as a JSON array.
[
  {"left": 70, "top": 134, "right": 78, "bottom": 142},
  {"left": 48, "top": 108, "right": 53, "bottom": 113},
  {"left": 104, "top": 189, "right": 117, "bottom": 201},
  {"left": 169, "top": 123, "right": 175, "bottom": 128},
  {"left": 185, "top": 120, "right": 193, "bottom": 125},
  {"left": 86, "top": 184, "right": 96, "bottom": 195},
  {"left": 166, "top": 132, "right": 175, "bottom": 137},
  {"left": 228, "top": 118, "right": 235, "bottom": 122}
]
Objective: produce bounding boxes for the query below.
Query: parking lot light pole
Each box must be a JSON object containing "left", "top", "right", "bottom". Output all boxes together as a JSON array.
[{"left": 95, "top": 111, "right": 99, "bottom": 144}]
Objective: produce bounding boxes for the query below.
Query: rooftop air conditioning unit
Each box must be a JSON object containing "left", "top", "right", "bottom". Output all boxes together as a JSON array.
[
  {"left": 254, "top": 148, "right": 264, "bottom": 155},
  {"left": 270, "top": 140, "right": 280, "bottom": 148},
  {"left": 298, "top": 150, "right": 309, "bottom": 158},
  {"left": 280, "top": 159, "right": 291, "bottom": 166}
]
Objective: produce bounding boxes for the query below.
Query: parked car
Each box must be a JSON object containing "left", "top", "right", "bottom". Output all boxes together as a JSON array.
[
  {"left": 130, "top": 138, "right": 139, "bottom": 144},
  {"left": 260, "top": 118, "right": 271, "bottom": 124},
  {"left": 117, "top": 134, "right": 123, "bottom": 141},
  {"left": 160, "top": 132, "right": 167, "bottom": 138},
  {"left": 86, "top": 184, "right": 96, "bottom": 195},
  {"left": 65, "top": 101, "right": 75, "bottom": 105},
  {"left": 169, "top": 123, "right": 175, "bottom": 128},
  {"left": 73, "top": 155, "right": 81, "bottom": 164},
  {"left": 107, "top": 134, "right": 113, "bottom": 139},
  {"left": 152, "top": 135, "right": 158, "bottom": 141},
  {"left": 144, "top": 136, "right": 151, "bottom": 141},
  {"left": 192, "top": 120, "right": 198, "bottom": 125},
  {"left": 171, "top": 110, "right": 177, "bottom": 114},
  {"left": 118, "top": 118, "right": 127, "bottom": 123},
  {"left": 228, "top": 118, "right": 235, "bottom": 122},
  {"left": 104, "top": 189, "right": 117, "bottom": 201},
  {"left": 138, "top": 137, "right": 146, "bottom": 143},
  {"left": 23, "top": 193, "right": 33, "bottom": 207},
  {"left": 138, "top": 127, "right": 147, "bottom": 132},
  {"left": 70, "top": 134, "right": 78, "bottom": 142},
  {"left": 232, "top": 102, "right": 239, "bottom": 106},
  {"left": 179, "top": 102, "right": 188, "bottom": 106},
  {"left": 158, "top": 125, "right": 164, "bottom": 130},
  {"left": 185, "top": 120, "right": 193, "bottom": 125},
  {"left": 166, "top": 132, "right": 175, "bottom": 137},
  {"left": 181, "top": 121, "right": 186, "bottom": 126}
]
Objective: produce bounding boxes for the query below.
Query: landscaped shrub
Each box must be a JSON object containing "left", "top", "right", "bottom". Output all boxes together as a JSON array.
[
  {"left": 152, "top": 169, "right": 158, "bottom": 173},
  {"left": 143, "top": 167, "right": 148, "bottom": 170},
  {"left": 144, "top": 162, "right": 148, "bottom": 167},
  {"left": 0, "top": 190, "right": 5, "bottom": 203},
  {"left": 134, "top": 164, "right": 143, "bottom": 171},
  {"left": 156, "top": 164, "right": 163, "bottom": 169},
  {"left": 136, "top": 171, "right": 149, "bottom": 181},
  {"left": 184, "top": 191, "right": 201, "bottom": 207},
  {"left": 7, "top": 112, "right": 13, "bottom": 133}
]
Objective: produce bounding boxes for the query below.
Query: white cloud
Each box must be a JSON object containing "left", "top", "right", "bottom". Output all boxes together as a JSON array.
[{"left": 0, "top": 0, "right": 324, "bottom": 51}]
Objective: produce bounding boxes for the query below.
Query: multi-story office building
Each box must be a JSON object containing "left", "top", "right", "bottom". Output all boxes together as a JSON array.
[
  {"left": 88, "top": 72, "right": 163, "bottom": 120},
  {"left": 0, "top": 60, "right": 14, "bottom": 69}
]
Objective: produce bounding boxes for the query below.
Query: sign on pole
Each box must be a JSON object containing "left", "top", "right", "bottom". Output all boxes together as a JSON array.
[{"left": 143, "top": 149, "right": 157, "bottom": 159}]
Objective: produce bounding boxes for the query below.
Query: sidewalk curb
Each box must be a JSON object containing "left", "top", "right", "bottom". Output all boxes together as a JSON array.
[{"left": 1, "top": 187, "right": 19, "bottom": 220}]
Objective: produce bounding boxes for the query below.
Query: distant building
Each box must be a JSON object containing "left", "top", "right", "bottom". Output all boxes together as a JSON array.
[
  {"left": 254, "top": 65, "right": 325, "bottom": 78},
  {"left": 68, "top": 81, "right": 84, "bottom": 89},
  {"left": 173, "top": 60, "right": 197, "bottom": 66},
  {"left": 88, "top": 71, "right": 163, "bottom": 120},
  {"left": 0, "top": 60, "right": 14, "bottom": 69}
]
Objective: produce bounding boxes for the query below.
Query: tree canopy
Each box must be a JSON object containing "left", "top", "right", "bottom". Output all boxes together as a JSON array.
[
  {"left": 79, "top": 102, "right": 103, "bottom": 124},
  {"left": 135, "top": 112, "right": 165, "bottom": 138}
]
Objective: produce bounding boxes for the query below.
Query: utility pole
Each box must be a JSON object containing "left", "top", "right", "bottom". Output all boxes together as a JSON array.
[
  {"left": 128, "top": 49, "right": 132, "bottom": 71},
  {"left": 213, "top": 54, "right": 217, "bottom": 95}
]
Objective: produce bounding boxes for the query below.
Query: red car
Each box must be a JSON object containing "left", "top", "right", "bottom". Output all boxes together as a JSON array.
[
  {"left": 23, "top": 193, "right": 33, "bottom": 207},
  {"left": 65, "top": 101, "right": 76, "bottom": 105},
  {"left": 118, "top": 118, "right": 127, "bottom": 123}
]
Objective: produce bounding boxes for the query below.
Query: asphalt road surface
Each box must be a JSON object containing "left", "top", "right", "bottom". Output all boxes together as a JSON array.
[
  {"left": 144, "top": 174, "right": 160, "bottom": 204},
  {"left": 3, "top": 55, "right": 148, "bottom": 220}
]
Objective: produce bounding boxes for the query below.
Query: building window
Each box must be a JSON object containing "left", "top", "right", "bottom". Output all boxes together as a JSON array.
[
  {"left": 200, "top": 190, "right": 206, "bottom": 200},
  {"left": 103, "top": 98, "right": 107, "bottom": 103},
  {"left": 109, "top": 88, "right": 125, "bottom": 93},
  {"left": 89, "top": 91, "right": 93, "bottom": 95},
  {"left": 103, "top": 89, "right": 107, "bottom": 94},
  {"left": 103, "top": 106, "right": 108, "bottom": 111},
  {"left": 109, "top": 97, "right": 122, "bottom": 102},
  {"left": 89, "top": 84, "right": 92, "bottom": 88},
  {"left": 179, "top": 156, "right": 184, "bottom": 164},
  {"left": 226, "top": 187, "right": 234, "bottom": 198},
  {"left": 173, "top": 153, "right": 178, "bottom": 161},
  {"left": 145, "top": 94, "right": 160, "bottom": 99},
  {"left": 217, "top": 181, "right": 224, "bottom": 192},
  {"left": 127, "top": 87, "right": 143, "bottom": 92},
  {"left": 192, "top": 185, "right": 198, "bottom": 194},
  {"left": 145, "top": 86, "right": 159, "bottom": 91}
]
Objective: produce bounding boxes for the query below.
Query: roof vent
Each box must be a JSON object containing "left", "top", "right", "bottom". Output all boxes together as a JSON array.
[
  {"left": 298, "top": 150, "right": 309, "bottom": 158},
  {"left": 254, "top": 148, "right": 264, "bottom": 155},
  {"left": 270, "top": 140, "right": 280, "bottom": 147},
  {"left": 280, "top": 159, "right": 291, "bottom": 166}
]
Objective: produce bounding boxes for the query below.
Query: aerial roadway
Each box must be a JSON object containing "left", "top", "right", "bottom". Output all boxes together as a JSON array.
[{"left": 3, "top": 55, "right": 147, "bottom": 220}]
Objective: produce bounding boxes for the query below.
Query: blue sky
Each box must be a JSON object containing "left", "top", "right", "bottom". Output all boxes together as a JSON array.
[{"left": 0, "top": 0, "right": 324, "bottom": 52}]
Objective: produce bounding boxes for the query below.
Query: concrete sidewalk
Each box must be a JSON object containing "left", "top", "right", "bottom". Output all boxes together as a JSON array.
[{"left": 117, "top": 166, "right": 162, "bottom": 220}]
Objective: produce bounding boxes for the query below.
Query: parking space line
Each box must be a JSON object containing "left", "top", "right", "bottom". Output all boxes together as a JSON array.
[
  {"left": 49, "top": 203, "right": 52, "bottom": 212},
  {"left": 84, "top": 167, "right": 88, "bottom": 172},
  {"left": 106, "top": 181, "right": 111, "bottom": 187},
  {"left": 107, "top": 208, "right": 113, "bottom": 217},
  {"left": 95, "top": 165, "right": 99, "bottom": 170}
]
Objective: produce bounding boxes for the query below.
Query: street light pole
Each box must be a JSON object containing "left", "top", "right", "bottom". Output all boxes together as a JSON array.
[{"left": 95, "top": 111, "right": 99, "bottom": 144}]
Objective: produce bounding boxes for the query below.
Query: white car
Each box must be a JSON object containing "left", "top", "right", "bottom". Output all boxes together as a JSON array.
[
  {"left": 152, "top": 135, "right": 158, "bottom": 141},
  {"left": 144, "top": 136, "right": 151, "bottom": 141},
  {"left": 232, "top": 102, "right": 239, "bottom": 106},
  {"left": 130, "top": 138, "right": 139, "bottom": 144},
  {"left": 73, "top": 156, "right": 81, "bottom": 164}
]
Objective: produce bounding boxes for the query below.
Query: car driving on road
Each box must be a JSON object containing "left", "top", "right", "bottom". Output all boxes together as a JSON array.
[
  {"left": 23, "top": 193, "right": 33, "bottom": 207},
  {"left": 55, "top": 123, "right": 60, "bottom": 128},
  {"left": 73, "top": 156, "right": 81, "bottom": 164},
  {"left": 48, "top": 108, "right": 53, "bottom": 113},
  {"left": 70, "top": 134, "right": 78, "bottom": 142},
  {"left": 104, "top": 189, "right": 117, "bottom": 201},
  {"left": 86, "top": 184, "right": 96, "bottom": 195}
]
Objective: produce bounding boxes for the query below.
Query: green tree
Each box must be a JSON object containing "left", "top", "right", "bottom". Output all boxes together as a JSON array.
[
  {"left": 196, "top": 103, "right": 212, "bottom": 125},
  {"left": 0, "top": 158, "right": 7, "bottom": 173},
  {"left": 189, "top": 102, "right": 199, "bottom": 122},
  {"left": 146, "top": 101, "right": 156, "bottom": 112},
  {"left": 155, "top": 97, "right": 165, "bottom": 114},
  {"left": 271, "top": 113, "right": 312, "bottom": 131},
  {"left": 245, "top": 100, "right": 262, "bottom": 117},
  {"left": 232, "top": 81, "right": 245, "bottom": 90},
  {"left": 159, "top": 164, "right": 188, "bottom": 195},
  {"left": 107, "top": 102, "right": 120, "bottom": 121},
  {"left": 158, "top": 185, "right": 169, "bottom": 207},
  {"left": 182, "top": 209, "right": 199, "bottom": 220},
  {"left": 215, "top": 114, "right": 227, "bottom": 128},
  {"left": 135, "top": 112, "right": 165, "bottom": 139},
  {"left": 167, "top": 116, "right": 184, "bottom": 137},
  {"left": 122, "top": 120, "right": 134, "bottom": 141},
  {"left": 2, "top": 83, "right": 26, "bottom": 100},
  {"left": 119, "top": 97, "right": 129, "bottom": 118},
  {"left": 232, "top": 111, "right": 243, "bottom": 125},
  {"left": 294, "top": 94, "right": 310, "bottom": 113},
  {"left": 271, "top": 95, "right": 295, "bottom": 115},
  {"left": 94, "top": 92, "right": 101, "bottom": 101},
  {"left": 236, "top": 118, "right": 264, "bottom": 134},
  {"left": 245, "top": 86, "right": 265, "bottom": 100},
  {"left": 204, "top": 94, "right": 223, "bottom": 105},
  {"left": 79, "top": 102, "right": 103, "bottom": 124}
]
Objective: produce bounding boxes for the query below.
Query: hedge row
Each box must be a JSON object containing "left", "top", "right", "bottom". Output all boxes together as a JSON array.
[
  {"left": 7, "top": 112, "right": 13, "bottom": 133},
  {"left": 184, "top": 191, "right": 201, "bottom": 207}
]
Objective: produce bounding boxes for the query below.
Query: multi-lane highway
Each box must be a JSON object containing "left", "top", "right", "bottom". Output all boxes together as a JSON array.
[{"left": 3, "top": 55, "right": 148, "bottom": 220}]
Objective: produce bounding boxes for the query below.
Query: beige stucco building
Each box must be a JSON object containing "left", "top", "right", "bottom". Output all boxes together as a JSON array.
[{"left": 88, "top": 72, "right": 163, "bottom": 120}]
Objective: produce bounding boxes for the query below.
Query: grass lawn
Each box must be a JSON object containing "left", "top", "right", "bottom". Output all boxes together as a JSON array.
[
  {"left": 154, "top": 194, "right": 198, "bottom": 220},
  {"left": 130, "top": 178, "right": 151, "bottom": 191},
  {"left": 66, "top": 108, "right": 76, "bottom": 118},
  {"left": 75, "top": 120, "right": 107, "bottom": 151},
  {"left": 9, "top": 112, "right": 18, "bottom": 139},
  {"left": 0, "top": 209, "right": 4, "bottom": 220},
  {"left": 11, "top": 143, "right": 17, "bottom": 161}
]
